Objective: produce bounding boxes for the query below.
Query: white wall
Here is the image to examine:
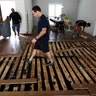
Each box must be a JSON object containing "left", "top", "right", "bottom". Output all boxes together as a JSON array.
[
  {"left": 15, "top": 0, "right": 27, "bottom": 34},
  {"left": 32, "top": 0, "right": 80, "bottom": 26},
  {"left": 15, "top": 0, "right": 33, "bottom": 34},
  {"left": 77, "top": 0, "right": 96, "bottom": 36},
  {"left": 25, "top": 0, "right": 33, "bottom": 33}
]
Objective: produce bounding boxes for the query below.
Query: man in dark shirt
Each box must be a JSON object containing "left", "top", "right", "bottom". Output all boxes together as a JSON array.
[
  {"left": 24, "top": 5, "right": 54, "bottom": 66},
  {"left": 72, "top": 20, "right": 91, "bottom": 38},
  {"left": 9, "top": 8, "right": 21, "bottom": 36},
  {"left": 75, "top": 20, "right": 91, "bottom": 31}
]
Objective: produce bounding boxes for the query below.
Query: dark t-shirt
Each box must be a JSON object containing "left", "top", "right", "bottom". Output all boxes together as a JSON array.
[
  {"left": 76, "top": 20, "right": 87, "bottom": 27},
  {"left": 37, "top": 15, "right": 49, "bottom": 41},
  {"left": 9, "top": 12, "right": 21, "bottom": 24}
]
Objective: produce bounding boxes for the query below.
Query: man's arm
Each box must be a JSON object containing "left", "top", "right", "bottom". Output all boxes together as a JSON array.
[
  {"left": 9, "top": 14, "right": 12, "bottom": 20},
  {"left": 32, "top": 28, "right": 46, "bottom": 43},
  {"left": 16, "top": 12, "right": 21, "bottom": 23},
  {"left": 35, "top": 28, "right": 46, "bottom": 39}
]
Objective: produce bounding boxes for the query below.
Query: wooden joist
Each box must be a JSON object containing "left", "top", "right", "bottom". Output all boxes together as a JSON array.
[
  {"left": 0, "top": 40, "right": 96, "bottom": 92},
  {"left": 55, "top": 47, "right": 83, "bottom": 53},
  {"left": 0, "top": 78, "right": 37, "bottom": 85},
  {"left": 0, "top": 90, "right": 90, "bottom": 96},
  {"left": 73, "top": 84, "right": 96, "bottom": 95}
]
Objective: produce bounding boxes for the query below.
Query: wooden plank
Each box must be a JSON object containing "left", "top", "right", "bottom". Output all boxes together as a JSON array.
[
  {"left": 49, "top": 42, "right": 66, "bottom": 90},
  {"left": 20, "top": 42, "right": 33, "bottom": 91},
  {"left": 66, "top": 41, "right": 82, "bottom": 83},
  {"left": 55, "top": 42, "right": 74, "bottom": 84},
  {"left": 55, "top": 57, "right": 70, "bottom": 89},
  {"left": 54, "top": 42, "right": 70, "bottom": 89},
  {"left": 52, "top": 42, "right": 58, "bottom": 56},
  {"left": 64, "top": 41, "right": 73, "bottom": 56},
  {"left": 0, "top": 90, "right": 90, "bottom": 96},
  {"left": 83, "top": 47, "right": 96, "bottom": 65},
  {"left": 27, "top": 42, "right": 33, "bottom": 57},
  {"left": 49, "top": 42, "right": 55, "bottom": 60},
  {"left": 0, "top": 57, "right": 10, "bottom": 90},
  {"left": 73, "top": 83, "right": 96, "bottom": 89},
  {"left": 77, "top": 48, "right": 96, "bottom": 82},
  {"left": 67, "top": 58, "right": 81, "bottom": 84},
  {"left": 72, "top": 57, "right": 87, "bottom": 83},
  {"left": 55, "top": 47, "right": 82, "bottom": 53},
  {"left": 48, "top": 63, "right": 59, "bottom": 90},
  {"left": 49, "top": 42, "right": 54, "bottom": 58},
  {"left": 62, "top": 41, "right": 69, "bottom": 57},
  {"left": 0, "top": 58, "right": 9, "bottom": 77},
  {"left": 72, "top": 50, "right": 94, "bottom": 83},
  {"left": 66, "top": 41, "right": 87, "bottom": 84},
  {"left": 60, "top": 58, "right": 74, "bottom": 84},
  {"left": 37, "top": 57, "right": 42, "bottom": 91},
  {"left": 31, "top": 58, "right": 35, "bottom": 78},
  {"left": 42, "top": 58, "right": 51, "bottom": 91},
  {"left": 13, "top": 43, "right": 30, "bottom": 91},
  {"left": 53, "top": 58, "right": 67, "bottom": 90},
  {"left": 82, "top": 48, "right": 96, "bottom": 64},
  {"left": 59, "top": 41, "right": 80, "bottom": 84},
  {"left": 0, "top": 57, "right": 4, "bottom": 62},
  {"left": 1, "top": 57, "right": 15, "bottom": 80},
  {"left": 16, "top": 43, "right": 30, "bottom": 79},
  {"left": 22, "top": 42, "right": 30, "bottom": 58},
  {"left": 73, "top": 84, "right": 96, "bottom": 95},
  {"left": 68, "top": 42, "right": 90, "bottom": 82},
  {"left": 9, "top": 57, "right": 21, "bottom": 79},
  {"left": 31, "top": 59, "right": 35, "bottom": 91},
  {"left": 0, "top": 78, "right": 37, "bottom": 85},
  {"left": 71, "top": 41, "right": 79, "bottom": 47},
  {"left": 63, "top": 57, "right": 80, "bottom": 84}
]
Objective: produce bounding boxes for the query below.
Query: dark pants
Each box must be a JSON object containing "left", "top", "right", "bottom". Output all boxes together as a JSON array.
[
  {"left": 34, "top": 39, "right": 49, "bottom": 53},
  {"left": 12, "top": 23, "right": 20, "bottom": 34}
]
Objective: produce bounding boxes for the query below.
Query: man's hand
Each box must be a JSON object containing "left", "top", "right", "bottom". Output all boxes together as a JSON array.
[{"left": 32, "top": 38, "right": 37, "bottom": 44}]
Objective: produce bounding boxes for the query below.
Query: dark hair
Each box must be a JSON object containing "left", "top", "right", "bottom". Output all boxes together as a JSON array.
[
  {"left": 32, "top": 5, "right": 41, "bottom": 12},
  {"left": 87, "top": 23, "right": 91, "bottom": 27}
]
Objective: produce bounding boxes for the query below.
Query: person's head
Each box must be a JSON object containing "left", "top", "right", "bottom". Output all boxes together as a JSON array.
[
  {"left": 86, "top": 23, "right": 91, "bottom": 27},
  {"left": 11, "top": 8, "right": 15, "bottom": 12},
  {"left": 32, "top": 5, "right": 42, "bottom": 18}
]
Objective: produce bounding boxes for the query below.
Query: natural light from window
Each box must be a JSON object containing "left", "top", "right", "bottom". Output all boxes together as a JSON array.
[
  {"left": 49, "top": 4, "right": 62, "bottom": 17},
  {"left": 48, "top": 4, "right": 62, "bottom": 25},
  {"left": 0, "top": 1, "right": 15, "bottom": 21}
]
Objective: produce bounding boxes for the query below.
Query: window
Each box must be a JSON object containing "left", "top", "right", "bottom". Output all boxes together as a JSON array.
[
  {"left": 48, "top": 4, "right": 62, "bottom": 25},
  {"left": 48, "top": 4, "right": 62, "bottom": 18}
]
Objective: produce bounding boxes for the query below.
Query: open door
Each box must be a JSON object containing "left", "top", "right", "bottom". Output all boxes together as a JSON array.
[{"left": 0, "top": 1, "right": 15, "bottom": 35}]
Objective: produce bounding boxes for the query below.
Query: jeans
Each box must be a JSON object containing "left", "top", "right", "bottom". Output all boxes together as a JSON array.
[{"left": 12, "top": 23, "right": 20, "bottom": 33}]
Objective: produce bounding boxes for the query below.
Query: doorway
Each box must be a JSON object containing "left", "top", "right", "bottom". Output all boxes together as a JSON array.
[{"left": 0, "top": 1, "right": 15, "bottom": 35}]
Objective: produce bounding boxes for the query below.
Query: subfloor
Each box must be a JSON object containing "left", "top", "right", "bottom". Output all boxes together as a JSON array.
[{"left": 0, "top": 27, "right": 96, "bottom": 96}]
